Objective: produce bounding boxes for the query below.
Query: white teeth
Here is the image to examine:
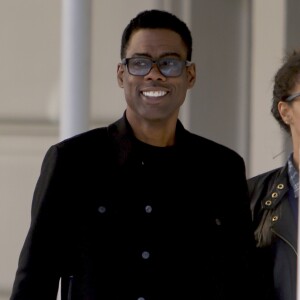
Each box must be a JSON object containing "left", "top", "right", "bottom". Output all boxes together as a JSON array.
[{"left": 142, "top": 91, "right": 167, "bottom": 97}]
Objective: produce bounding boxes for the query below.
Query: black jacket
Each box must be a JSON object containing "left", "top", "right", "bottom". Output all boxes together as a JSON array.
[
  {"left": 11, "top": 114, "right": 259, "bottom": 300},
  {"left": 248, "top": 165, "right": 296, "bottom": 300}
]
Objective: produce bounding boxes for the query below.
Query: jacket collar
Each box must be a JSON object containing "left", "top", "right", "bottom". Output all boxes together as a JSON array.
[
  {"left": 106, "top": 111, "right": 188, "bottom": 166},
  {"left": 261, "top": 165, "right": 289, "bottom": 210}
]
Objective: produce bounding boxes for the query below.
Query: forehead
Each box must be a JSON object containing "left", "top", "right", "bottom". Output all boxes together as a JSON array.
[{"left": 126, "top": 28, "right": 187, "bottom": 58}]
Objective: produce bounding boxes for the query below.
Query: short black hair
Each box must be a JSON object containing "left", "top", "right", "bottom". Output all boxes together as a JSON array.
[{"left": 120, "top": 9, "right": 193, "bottom": 61}]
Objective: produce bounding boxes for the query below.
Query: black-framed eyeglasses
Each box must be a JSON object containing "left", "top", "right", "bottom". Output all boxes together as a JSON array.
[
  {"left": 121, "top": 57, "right": 192, "bottom": 77},
  {"left": 286, "top": 92, "right": 300, "bottom": 102}
]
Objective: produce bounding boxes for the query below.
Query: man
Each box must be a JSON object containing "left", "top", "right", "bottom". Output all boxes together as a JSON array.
[{"left": 10, "top": 9, "right": 258, "bottom": 300}]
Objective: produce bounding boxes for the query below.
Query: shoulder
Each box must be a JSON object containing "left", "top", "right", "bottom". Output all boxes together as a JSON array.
[
  {"left": 247, "top": 167, "right": 285, "bottom": 192},
  {"left": 55, "top": 114, "right": 128, "bottom": 151},
  {"left": 57, "top": 127, "right": 109, "bottom": 148},
  {"left": 247, "top": 166, "right": 287, "bottom": 213},
  {"left": 44, "top": 127, "right": 110, "bottom": 164},
  {"left": 186, "top": 130, "right": 245, "bottom": 164},
  {"left": 54, "top": 127, "right": 111, "bottom": 153}
]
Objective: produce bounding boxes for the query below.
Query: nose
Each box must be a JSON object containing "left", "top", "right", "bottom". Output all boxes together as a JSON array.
[{"left": 144, "top": 63, "right": 166, "bottom": 80}]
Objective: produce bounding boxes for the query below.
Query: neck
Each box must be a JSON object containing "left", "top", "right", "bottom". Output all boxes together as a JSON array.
[{"left": 126, "top": 112, "right": 177, "bottom": 147}]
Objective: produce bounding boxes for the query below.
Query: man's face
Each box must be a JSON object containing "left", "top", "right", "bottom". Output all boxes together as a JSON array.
[{"left": 117, "top": 28, "right": 196, "bottom": 123}]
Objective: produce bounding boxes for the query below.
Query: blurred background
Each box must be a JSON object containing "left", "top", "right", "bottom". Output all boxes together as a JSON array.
[{"left": 1, "top": 0, "right": 299, "bottom": 299}]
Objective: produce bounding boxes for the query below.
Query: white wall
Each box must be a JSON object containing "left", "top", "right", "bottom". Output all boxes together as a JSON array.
[{"left": 249, "top": 0, "right": 287, "bottom": 177}]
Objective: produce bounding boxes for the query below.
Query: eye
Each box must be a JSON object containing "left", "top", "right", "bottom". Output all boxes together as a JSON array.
[
  {"left": 131, "top": 58, "right": 149, "bottom": 68},
  {"left": 160, "top": 58, "right": 176, "bottom": 67}
]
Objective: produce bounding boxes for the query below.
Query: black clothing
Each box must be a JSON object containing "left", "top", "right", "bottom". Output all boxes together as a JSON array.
[
  {"left": 248, "top": 165, "right": 297, "bottom": 300},
  {"left": 11, "top": 114, "right": 257, "bottom": 300}
]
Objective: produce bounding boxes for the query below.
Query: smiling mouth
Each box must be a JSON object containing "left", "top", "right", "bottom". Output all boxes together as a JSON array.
[{"left": 142, "top": 91, "right": 167, "bottom": 97}]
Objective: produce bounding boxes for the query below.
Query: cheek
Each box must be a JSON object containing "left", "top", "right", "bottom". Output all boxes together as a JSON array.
[
  {"left": 122, "top": 78, "right": 140, "bottom": 100},
  {"left": 292, "top": 108, "right": 300, "bottom": 120},
  {"left": 291, "top": 110, "right": 300, "bottom": 131},
  {"left": 178, "top": 79, "right": 191, "bottom": 96},
  {"left": 294, "top": 115, "right": 300, "bottom": 126}
]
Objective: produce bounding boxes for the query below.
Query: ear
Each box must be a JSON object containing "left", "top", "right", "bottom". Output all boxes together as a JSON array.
[
  {"left": 278, "top": 101, "right": 292, "bottom": 124},
  {"left": 117, "top": 63, "right": 124, "bottom": 88},
  {"left": 186, "top": 63, "right": 196, "bottom": 89}
]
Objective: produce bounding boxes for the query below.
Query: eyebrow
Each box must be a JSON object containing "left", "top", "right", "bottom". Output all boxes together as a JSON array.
[{"left": 131, "top": 52, "right": 182, "bottom": 59}]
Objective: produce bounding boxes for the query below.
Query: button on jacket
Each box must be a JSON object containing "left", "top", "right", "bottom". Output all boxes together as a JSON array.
[
  {"left": 10, "top": 113, "right": 258, "bottom": 300},
  {"left": 248, "top": 165, "right": 296, "bottom": 300}
]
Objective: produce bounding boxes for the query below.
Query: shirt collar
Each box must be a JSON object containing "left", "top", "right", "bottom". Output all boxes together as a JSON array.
[{"left": 287, "top": 152, "right": 299, "bottom": 198}]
